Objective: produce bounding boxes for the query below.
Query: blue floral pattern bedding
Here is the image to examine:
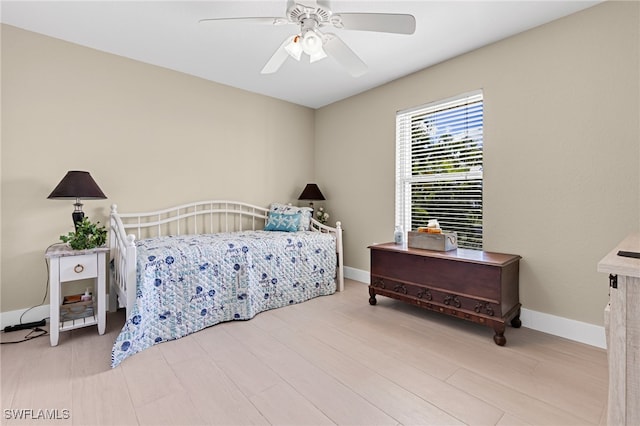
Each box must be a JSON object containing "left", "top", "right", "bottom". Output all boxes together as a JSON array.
[{"left": 111, "top": 230, "right": 336, "bottom": 367}]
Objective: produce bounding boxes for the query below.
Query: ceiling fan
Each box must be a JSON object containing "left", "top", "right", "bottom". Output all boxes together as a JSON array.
[{"left": 199, "top": 0, "right": 416, "bottom": 77}]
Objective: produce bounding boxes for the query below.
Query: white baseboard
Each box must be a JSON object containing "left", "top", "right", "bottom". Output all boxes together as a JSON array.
[
  {"left": 344, "top": 266, "right": 606, "bottom": 349},
  {"left": 0, "top": 304, "right": 50, "bottom": 329},
  {"left": 343, "top": 266, "right": 370, "bottom": 285},
  {"left": 520, "top": 308, "right": 606, "bottom": 348}
]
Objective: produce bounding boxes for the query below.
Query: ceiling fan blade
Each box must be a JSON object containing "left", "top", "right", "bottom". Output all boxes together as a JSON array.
[
  {"left": 261, "top": 35, "right": 296, "bottom": 74},
  {"left": 322, "top": 33, "right": 368, "bottom": 77},
  {"left": 199, "top": 17, "right": 290, "bottom": 26},
  {"left": 331, "top": 13, "right": 416, "bottom": 34}
]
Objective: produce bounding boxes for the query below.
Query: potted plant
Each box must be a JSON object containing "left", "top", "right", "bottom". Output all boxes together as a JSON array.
[{"left": 60, "top": 217, "right": 107, "bottom": 250}]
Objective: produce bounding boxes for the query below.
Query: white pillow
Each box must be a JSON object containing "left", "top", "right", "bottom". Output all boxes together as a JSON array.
[{"left": 269, "top": 203, "right": 313, "bottom": 231}]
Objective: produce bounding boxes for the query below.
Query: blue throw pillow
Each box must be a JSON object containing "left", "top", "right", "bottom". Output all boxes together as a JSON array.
[
  {"left": 269, "top": 203, "right": 313, "bottom": 231},
  {"left": 264, "top": 212, "right": 301, "bottom": 232}
]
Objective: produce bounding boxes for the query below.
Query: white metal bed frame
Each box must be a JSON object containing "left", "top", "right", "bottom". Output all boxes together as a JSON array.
[{"left": 109, "top": 200, "right": 344, "bottom": 316}]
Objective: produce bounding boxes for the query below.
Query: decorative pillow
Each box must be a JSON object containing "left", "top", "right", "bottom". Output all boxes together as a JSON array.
[
  {"left": 264, "top": 212, "right": 301, "bottom": 232},
  {"left": 269, "top": 203, "right": 313, "bottom": 231}
]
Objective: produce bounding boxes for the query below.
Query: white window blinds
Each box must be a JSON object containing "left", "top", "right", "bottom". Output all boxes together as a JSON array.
[{"left": 396, "top": 90, "right": 483, "bottom": 249}]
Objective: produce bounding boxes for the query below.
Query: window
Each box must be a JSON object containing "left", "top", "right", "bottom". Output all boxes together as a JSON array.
[{"left": 396, "top": 91, "right": 483, "bottom": 249}]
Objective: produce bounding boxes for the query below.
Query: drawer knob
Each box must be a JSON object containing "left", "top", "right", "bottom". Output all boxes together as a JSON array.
[{"left": 74, "top": 264, "right": 85, "bottom": 274}]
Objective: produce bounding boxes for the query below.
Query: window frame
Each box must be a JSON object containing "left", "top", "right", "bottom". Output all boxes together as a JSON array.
[{"left": 395, "top": 90, "right": 484, "bottom": 249}]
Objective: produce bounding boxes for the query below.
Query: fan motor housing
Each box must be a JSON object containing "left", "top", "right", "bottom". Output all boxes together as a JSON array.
[{"left": 287, "top": 1, "right": 332, "bottom": 24}]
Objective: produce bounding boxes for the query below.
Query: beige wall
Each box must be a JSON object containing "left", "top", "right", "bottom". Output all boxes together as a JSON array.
[
  {"left": 1, "top": 25, "right": 315, "bottom": 312},
  {"left": 315, "top": 1, "right": 640, "bottom": 326}
]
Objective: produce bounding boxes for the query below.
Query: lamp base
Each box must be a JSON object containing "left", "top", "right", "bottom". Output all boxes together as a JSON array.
[{"left": 72, "top": 210, "right": 85, "bottom": 230}]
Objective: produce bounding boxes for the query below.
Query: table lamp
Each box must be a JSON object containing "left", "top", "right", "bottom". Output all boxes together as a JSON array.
[
  {"left": 47, "top": 171, "right": 107, "bottom": 229},
  {"left": 298, "top": 183, "right": 325, "bottom": 210}
]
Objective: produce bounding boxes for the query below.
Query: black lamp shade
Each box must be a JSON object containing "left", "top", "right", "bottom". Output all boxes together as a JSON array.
[
  {"left": 47, "top": 171, "right": 107, "bottom": 200},
  {"left": 298, "top": 183, "right": 325, "bottom": 201}
]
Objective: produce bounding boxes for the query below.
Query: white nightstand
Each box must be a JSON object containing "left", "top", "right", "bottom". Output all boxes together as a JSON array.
[{"left": 45, "top": 244, "right": 108, "bottom": 346}]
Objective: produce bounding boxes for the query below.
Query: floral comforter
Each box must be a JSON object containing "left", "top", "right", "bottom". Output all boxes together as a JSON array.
[{"left": 111, "top": 230, "right": 336, "bottom": 367}]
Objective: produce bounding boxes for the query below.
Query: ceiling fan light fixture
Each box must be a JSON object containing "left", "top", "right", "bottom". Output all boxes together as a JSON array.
[
  {"left": 203, "top": 2, "right": 416, "bottom": 77},
  {"left": 284, "top": 35, "right": 302, "bottom": 61},
  {"left": 301, "top": 30, "right": 323, "bottom": 55}
]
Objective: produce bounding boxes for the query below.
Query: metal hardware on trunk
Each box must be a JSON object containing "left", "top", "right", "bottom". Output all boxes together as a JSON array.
[
  {"left": 417, "top": 288, "right": 432, "bottom": 300},
  {"left": 393, "top": 284, "right": 407, "bottom": 294}
]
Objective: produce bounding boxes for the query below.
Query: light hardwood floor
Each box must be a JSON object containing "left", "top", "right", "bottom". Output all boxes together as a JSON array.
[{"left": 1, "top": 279, "right": 607, "bottom": 425}]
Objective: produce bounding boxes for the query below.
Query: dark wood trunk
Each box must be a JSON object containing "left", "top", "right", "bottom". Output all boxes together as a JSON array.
[{"left": 369, "top": 243, "right": 521, "bottom": 345}]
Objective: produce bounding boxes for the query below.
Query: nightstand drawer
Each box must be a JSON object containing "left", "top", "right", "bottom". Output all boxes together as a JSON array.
[{"left": 59, "top": 254, "right": 98, "bottom": 281}]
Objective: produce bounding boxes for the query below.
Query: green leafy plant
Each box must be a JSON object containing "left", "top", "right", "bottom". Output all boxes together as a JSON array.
[{"left": 60, "top": 217, "right": 107, "bottom": 250}]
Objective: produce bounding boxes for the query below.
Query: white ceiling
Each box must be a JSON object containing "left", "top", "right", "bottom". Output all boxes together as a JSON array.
[{"left": 1, "top": 0, "right": 601, "bottom": 109}]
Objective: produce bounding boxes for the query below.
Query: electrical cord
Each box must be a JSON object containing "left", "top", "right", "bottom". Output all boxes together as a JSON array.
[
  {"left": 14, "top": 242, "right": 62, "bottom": 326},
  {"left": 0, "top": 327, "right": 48, "bottom": 344}
]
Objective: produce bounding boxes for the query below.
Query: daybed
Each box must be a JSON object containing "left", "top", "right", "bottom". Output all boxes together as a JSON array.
[{"left": 108, "top": 201, "right": 343, "bottom": 367}]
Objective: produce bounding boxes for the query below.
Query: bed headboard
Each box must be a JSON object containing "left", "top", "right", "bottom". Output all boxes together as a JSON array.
[{"left": 111, "top": 200, "right": 268, "bottom": 240}]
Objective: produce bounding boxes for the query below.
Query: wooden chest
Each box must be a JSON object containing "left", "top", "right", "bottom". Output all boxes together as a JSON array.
[{"left": 369, "top": 243, "right": 521, "bottom": 345}]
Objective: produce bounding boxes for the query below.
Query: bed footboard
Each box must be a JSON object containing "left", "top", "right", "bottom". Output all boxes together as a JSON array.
[
  {"left": 309, "top": 218, "right": 344, "bottom": 291},
  {"left": 109, "top": 201, "right": 344, "bottom": 317},
  {"left": 109, "top": 207, "right": 136, "bottom": 314}
]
